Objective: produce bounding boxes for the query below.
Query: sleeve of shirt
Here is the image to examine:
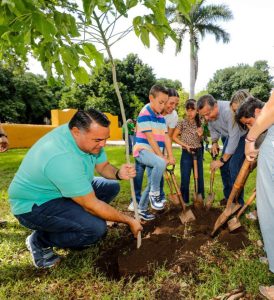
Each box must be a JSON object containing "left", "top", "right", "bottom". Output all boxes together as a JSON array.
[
  {"left": 168, "top": 112, "right": 179, "bottom": 129},
  {"left": 137, "top": 114, "right": 153, "bottom": 133},
  {"left": 44, "top": 153, "right": 93, "bottom": 197},
  {"left": 224, "top": 114, "right": 241, "bottom": 155},
  {"left": 95, "top": 148, "right": 107, "bottom": 165},
  {"left": 208, "top": 122, "right": 221, "bottom": 142}
]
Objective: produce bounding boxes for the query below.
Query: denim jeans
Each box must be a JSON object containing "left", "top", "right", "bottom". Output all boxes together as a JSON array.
[
  {"left": 221, "top": 135, "right": 246, "bottom": 205},
  {"left": 136, "top": 150, "right": 166, "bottom": 210},
  {"left": 131, "top": 160, "right": 165, "bottom": 204},
  {"left": 180, "top": 148, "right": 204, "bottom": 203},
  {"left": 15, "top": 177, "right": 120, "bottom": 249}
]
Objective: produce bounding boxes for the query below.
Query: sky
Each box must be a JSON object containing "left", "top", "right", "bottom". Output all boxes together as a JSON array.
[{"left": 29, "top": 0, "right": 274, "bottom": 93}]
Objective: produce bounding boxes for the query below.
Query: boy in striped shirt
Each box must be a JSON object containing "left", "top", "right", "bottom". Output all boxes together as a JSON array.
[{"left": 133, "top": 85, "right": 175, "bottom": 220}]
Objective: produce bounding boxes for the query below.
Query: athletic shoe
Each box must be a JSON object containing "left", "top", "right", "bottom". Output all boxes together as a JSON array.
[
  {"left": 138, "top": 210, "right": 155, "bottom": 221},
  {"left": 26, "top": 232, "right": 61, "bottom": 268},
  {"left": 149, "top": 192, "right": 164, "bottom": 210},
  {"left": 160, "top": 198, "right": 167, "bottom": 205}
]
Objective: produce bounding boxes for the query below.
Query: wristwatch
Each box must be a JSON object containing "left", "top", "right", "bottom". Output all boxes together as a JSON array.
[{"left": 220, "top": 157, "right": 226, "bottom": 164}]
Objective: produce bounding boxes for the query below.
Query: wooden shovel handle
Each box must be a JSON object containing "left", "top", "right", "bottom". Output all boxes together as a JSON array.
[
  {"left": 236, "top": 189, "right": 256, "bottom": 219},
  {"left": 226, "top": 159, "right": 251, "bottom": 208}
]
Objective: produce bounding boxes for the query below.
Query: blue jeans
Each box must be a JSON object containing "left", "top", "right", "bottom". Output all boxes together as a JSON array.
[
  {"left": 15, "top": 177, "right": 120, "bottom": 249},
  {"left": 221, "top": 135, "right": 246, "bottom": 205},
  {"left": 136, "top": 150, "right": 166, "bottom": 210},
  {"left": 131, "top": 160, "right": 165, "bottom": 204},
  {"left": 180, "top": 148, "right": 204, "bottom": 203}
]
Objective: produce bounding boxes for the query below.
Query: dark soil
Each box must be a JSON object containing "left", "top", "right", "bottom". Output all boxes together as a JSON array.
[{"left": 96, "top": 205, "right": 250, "bottom": 279}]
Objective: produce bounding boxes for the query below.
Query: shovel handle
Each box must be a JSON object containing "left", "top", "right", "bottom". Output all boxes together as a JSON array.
[
  {"left": 169, "top": 172, "right": 187, "bottom": 211},
  {"left": 236, "top": 189, "right": 256, "bottom": 219},
  {"left": 209, "top": 169, "right": 215, "bottom": 193},
  {"left": 225, "top": 159, "right": 252, "bottom": 208},
  {"left": 164, "top": 171, "right": 175, "bottom": 195}
]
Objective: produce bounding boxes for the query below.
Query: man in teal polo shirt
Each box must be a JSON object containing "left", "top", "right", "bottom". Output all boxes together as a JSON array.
[{"left": 8, "top": 108, "right": 142, "bottom": 269}]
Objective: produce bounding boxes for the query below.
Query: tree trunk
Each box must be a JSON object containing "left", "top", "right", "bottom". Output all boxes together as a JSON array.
[
  {"left": 93, "top": 12, "right": 141, "bottom": 248},
  {"left": 189, "top": 36, "right": 198, "bottom": 99}
]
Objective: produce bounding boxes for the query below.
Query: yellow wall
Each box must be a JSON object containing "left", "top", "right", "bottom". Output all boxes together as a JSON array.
[
  {"left": 2, "top": 124, "right": 55, "bottom": 149},
  {"left": 2, "top": 109, "right": 122, "bottom": 149}
]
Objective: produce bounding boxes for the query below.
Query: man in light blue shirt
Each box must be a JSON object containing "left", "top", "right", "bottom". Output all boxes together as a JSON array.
[
  {"left": 197, "top": 94, "right": 246, "bottom": 205},
  {"left": 9, "top": 108, "right": 142, "bottom": 269}
]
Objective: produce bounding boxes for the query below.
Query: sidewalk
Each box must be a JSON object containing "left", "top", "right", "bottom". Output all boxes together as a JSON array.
[
  {"left": 107, "top": 140, "right": 180, "bottom": 148},
  {"left": 107, "top": 140, "right": 223, "bottom": 150}
]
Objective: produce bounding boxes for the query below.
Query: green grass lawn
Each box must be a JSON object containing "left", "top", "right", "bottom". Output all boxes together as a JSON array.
[{"left": 0, "top": 147, "right": 273, "bottom": 299}]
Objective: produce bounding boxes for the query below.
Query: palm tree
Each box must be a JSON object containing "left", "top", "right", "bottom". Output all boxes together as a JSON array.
[{"left": 167, "top": 0, "right": 233, "bottom": 98}]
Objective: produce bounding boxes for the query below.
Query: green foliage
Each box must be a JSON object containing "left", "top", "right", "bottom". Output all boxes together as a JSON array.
[
  {"left": 0, "top": 0, "right": 190, "bottom": 85},
  {"left": 207, "top": 60, "right": 273, "bottom": 101},
  {"left": 58, "top": 53, "right": 156, "bottom": 120},
  {"left": 0, "top": 65, "right": 59, "bottom": 123},
  {"left": 156, "top": 78, "right": 182, "bottom": 90}
]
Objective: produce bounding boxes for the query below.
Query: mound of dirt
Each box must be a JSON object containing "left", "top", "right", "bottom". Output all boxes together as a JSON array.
[{"left": 96, "top": 205, "right": 250, "bottom": 279}]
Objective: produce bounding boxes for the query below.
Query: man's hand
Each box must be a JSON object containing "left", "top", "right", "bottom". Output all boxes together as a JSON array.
[
  {"left": 118, "top": 163, "right": 136, "bottom": 180},
  {"left": 210, "top": 159, "right": 223, "bottom": 171},
  {"left": 245, "top": 142, "right": 259, "bottom": 161},
  {"left": 128, "top": 218, "right": 143, "bottom": 238},
  {"left": 211, "top": 142, "right": 219, "bottom": 157},
  {"left": 0, "top": 136, "right": 8, "bottom": 153}
]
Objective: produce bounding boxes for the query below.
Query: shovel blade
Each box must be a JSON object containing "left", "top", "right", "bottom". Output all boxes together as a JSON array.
[
  {"left": 205, "top": 192, "right": 215, "bottom": 210},
  {"left": 179, "top": 209, "right": 196, "bottom": 223},
  {"left": 211, "top": 203, "right": 242, "bottom": 236},
  {"left": 193, "top": 193, "right": 204, "bottom": 209},
  {"left": 168, "top": 193, "right": 180, "bottom": 205},
  {"left": 228, "top": 216, "right": 242, "bottom": 232}
]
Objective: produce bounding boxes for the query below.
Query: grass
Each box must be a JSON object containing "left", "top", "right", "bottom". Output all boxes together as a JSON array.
[{"left": 0, "top": 146, "right": 274, "bottom": 299}]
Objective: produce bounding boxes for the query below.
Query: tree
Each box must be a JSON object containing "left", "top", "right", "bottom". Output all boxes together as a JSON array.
[
  {"left": 58, "top": 54, "right": 156, "bottom": 120},
  {"left": 0, "top": 64, "right": 60, "bottom": 123},
  {"left": 156, "top": 78, "right": 182, "bottom": 90},
  {"left": 166, "top": 0, "right": 232, "bottom": 98},
  {"left": 207, "top": 60, "right": 273, "bottom": 101}
]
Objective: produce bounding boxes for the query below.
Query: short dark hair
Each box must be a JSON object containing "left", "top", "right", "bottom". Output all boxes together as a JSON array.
[
  {"left": 68, "top": 108, "right": 110, "bottom": 131},
  {"left": 235, "top": 96, "right": 264, "bottom": 129},
  {"left": 168, "top": 88, "right": 179, "bottom": 97},
  {"left": 197, "top": 94, "right": 217, "bottom": 110},
  {"left": 149, "top": 84, "right": 168, "bottom": 97}
]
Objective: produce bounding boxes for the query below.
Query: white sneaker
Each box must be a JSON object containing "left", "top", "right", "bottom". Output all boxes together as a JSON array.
[{"left": 161, "top": 198, "right": 167, "bottom": 204}]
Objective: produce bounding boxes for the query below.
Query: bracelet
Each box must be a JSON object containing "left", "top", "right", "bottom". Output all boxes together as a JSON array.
[
  {"left": 245, "top": 137, "right": 256, "bottom": 143},
  {"left": 115, "top": 169, "right": 122, "bottom": 180}
]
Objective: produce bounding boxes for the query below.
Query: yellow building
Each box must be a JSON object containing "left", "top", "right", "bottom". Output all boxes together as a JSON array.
[{"left": 2, "top": 109, "right": 123, "bottom": 149}]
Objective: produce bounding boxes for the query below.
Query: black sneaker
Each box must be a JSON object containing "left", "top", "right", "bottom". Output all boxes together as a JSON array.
[
  {"left": 26, "top": 232, "right": 61, "bottom": 268},
  {"left": 138, "top": 210, "right": 156, "bottom": 221}
]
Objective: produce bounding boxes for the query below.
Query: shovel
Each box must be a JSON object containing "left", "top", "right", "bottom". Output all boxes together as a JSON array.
[
  {"left": 211, "top": 159, "right": 254, "bottom": 236},
  {"left": 228, "top": 189, "right": 256, "bottom": 232},
  {"left": 166, "top": 165, "right": 196, "bottom": 223},
  {"left": 205, "top": 153, "right": 218, "bottom": 210},
  {"left": 164, "top": 169, "right": 180, "bottom": 205},
  {"left": 192, "top": 151, "right": 204, "bottom": 209}
]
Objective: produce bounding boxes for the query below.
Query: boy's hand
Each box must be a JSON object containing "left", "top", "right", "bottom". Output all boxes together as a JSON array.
[{"left": 168, "top": 156, "right": 176, "bottom": 165}]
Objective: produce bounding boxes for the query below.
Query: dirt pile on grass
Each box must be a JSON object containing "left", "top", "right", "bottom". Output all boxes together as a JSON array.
[{"left": 96, "top": 205, "right": 250, "bottom": 279}]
